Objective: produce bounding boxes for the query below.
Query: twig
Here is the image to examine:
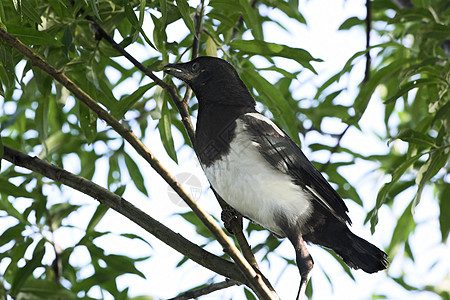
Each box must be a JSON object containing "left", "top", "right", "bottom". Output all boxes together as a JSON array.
[
  {"left": 0, "top": 28, "right": 276, "bottom": 300},
  {"left": 86, "top": 15, "right": 195, "bottom": 142},
  {"left": 1, "top": 146, "right": 247, "bottom": 284},
  {"left": 364, "top": 0, "right": 372, "bottom": 84},
  {"left": 320, "top": 124, "right": 351, "bottom": 173},
  {"left": 169, "top": 279, "right": 241, "bottom": 300}
]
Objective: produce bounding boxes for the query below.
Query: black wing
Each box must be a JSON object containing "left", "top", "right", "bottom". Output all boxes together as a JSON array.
[{"left": 240, "top": 114, "right": 351, "bottom": 224}]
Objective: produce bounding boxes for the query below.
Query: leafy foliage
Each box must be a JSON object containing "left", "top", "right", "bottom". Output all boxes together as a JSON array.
[{"left": 0, "top": 0, "right": 448, "bottom": 299}]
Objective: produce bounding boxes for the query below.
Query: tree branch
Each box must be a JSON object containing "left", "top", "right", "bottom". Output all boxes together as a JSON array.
[
  {"left": 364, "top": 0, "right": 372, "bottom": 84},
  {"left": 0, "top": 27, "right": 276, "bottom": 299},
  {"left": 1, "top": 146, "right": 247, "bottom": 284},
  {"left": 169, "top": 279, "right": 241, "bottom": 300}
]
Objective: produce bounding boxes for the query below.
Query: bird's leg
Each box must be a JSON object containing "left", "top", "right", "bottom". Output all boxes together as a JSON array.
[
  {"left": 288, "top": 234, "right": 314, "bottom": 300},
  {"left": 221, "top": 205, "right": 242, "bottom": 234}
]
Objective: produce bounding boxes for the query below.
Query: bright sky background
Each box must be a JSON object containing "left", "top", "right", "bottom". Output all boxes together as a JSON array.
[{"left": 1, "top": 0, "right": 448, "bottom": 299}]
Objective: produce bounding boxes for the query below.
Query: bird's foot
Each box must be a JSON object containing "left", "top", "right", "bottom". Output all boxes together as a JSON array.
[{"left": 221, "top": 205, "right": 242, "bottom": 234}]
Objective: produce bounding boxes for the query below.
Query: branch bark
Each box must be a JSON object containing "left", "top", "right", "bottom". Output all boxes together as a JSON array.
[
  {"left": 1, "top": 146, "right": 247, "bottom": 284},
  {"left": 0, "top": 27, "right": 277, "bottom": 299},
  {"left": 169, "top": 279, "right": 241, "bottom": 300}
]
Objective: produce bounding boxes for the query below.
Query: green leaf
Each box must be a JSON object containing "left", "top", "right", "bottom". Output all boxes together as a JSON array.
[
  {"left": 350, "top": 58, "right": 411, "bottom": 125},
  {"left": 370, "top": 152, "right": 426, "bottom": 232},
  {"left": 11, "top": 238, "right": 46, "bottom": 296},
  {"left": 88, "top": 0, "right": 101, "bottom": 20},
  {"left": 384, "top": 78, "right": 443, "bottom": 104},
  {"left": 61, "top": 25, "right": 73, "bottom": 58},
  {"left": 438, "top": 182, "right": 450, "bottom": 242},
  {"left": 413, "top": 149, "right": 448, "bottom": 210},
  {"left": 112, "top": 82, "right": 155, "bottom": 119},
  {"left": 206, "top": 36, "right": 217, "bottom": 57},
  {"left": 123, "top": 0, "right": 156, "bottom": 49},
  {"left": 21, "top": 0, "right": 42, "bottom": 24},
  {"left": 156, "top": 88, "right": 178, "bottom": 163},
  {"left": 123, "top": 152, "right": 149, "bottom": 197},
  {"left": 238, "top": 0, "right": 263, "bottom": 40},
  {"left": 15, "top": 278, "right": 79, "bottom": 300},
  {"left": 79, "top": 103, "right": 97, "bottom": 144},
  {"left": 86, "top": 205, "right": 109, "bottom": 232},
  {"left": 120, "top": 233, "right": 153, "bottom": 249},
  {"left": 6, "top": 24, "right": 61, "bottom": 46},
  {"left": 0, "top": 44, "right": 16, "bottom": 90},
  {"left": 338, "top": 16, "right": 364, "bottom": 30},
  {"left": 0, "top": 223, "right": 25, "bottom": 247},
  {"left": 389, "top": 129, "right": 437, "bottom": 149},
  {"left": 387, "top": 201, "right": 415, "bottom": 255},
  {"left": 175, "top": 0, "right": 196, "bottom": 37},
  {"left": 36, "top": 96, "right": 49, "bottom": 154},
  {"left": 230, "top": 40, "right": 321, "bottom": 74},
  {"left": 0, "top": 178, "right": 36, "bottom": 199}
]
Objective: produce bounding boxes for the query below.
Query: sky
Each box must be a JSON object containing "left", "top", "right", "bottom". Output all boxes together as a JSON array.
[{"left": 1, "top": 0, "right": 449, "bottom": 299}]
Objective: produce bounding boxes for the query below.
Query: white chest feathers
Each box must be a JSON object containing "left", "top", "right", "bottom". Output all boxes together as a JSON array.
[{"left": 203, "top": 116, "right": 312, "bottom": 237}]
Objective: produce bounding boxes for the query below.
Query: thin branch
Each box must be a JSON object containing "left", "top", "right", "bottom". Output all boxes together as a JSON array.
[
  {"left": 0, "top": 28, "right": 276, "bottom": 300},
  {"left": 364, "top": 0, "right": 372, "bottom": 84},
  {"left": 1, "top": 145, "right": 247, "bottom": 284},
  {"left": 169, "top": 279, "right": 241, "bottom": 300},
  {"left": 320, "top": 124, "right": 351, "bottom": 173},
  {"left": 86, "top": 15, "right": 195, "bottom": 142}
]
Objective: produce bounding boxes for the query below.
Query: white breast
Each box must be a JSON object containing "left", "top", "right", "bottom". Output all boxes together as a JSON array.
[{"left": 203, "top": 118, "right": 312, "bottom": 237}]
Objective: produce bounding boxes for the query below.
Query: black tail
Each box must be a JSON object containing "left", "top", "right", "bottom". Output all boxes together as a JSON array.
[
  {"left": 304, "top": 213, "right": 389, "bottom": 273},
  {"left": 333, "top": 229, "right": 388, "bottom": 273}
]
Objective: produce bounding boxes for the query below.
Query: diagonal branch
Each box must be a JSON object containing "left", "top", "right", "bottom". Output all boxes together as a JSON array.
[
  {"left": 169, "top": 279, "right": 241, "bottom": 300},
  {"left": 0, "top": 27, "right": 276, "bottom": 299},
  {"left": 1, "top": 145, "right": 247, "bottom": 284}
]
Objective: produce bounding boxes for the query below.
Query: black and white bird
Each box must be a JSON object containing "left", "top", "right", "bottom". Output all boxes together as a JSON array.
[{"left": 164, "top": 56, "right": 388, "bottom": 298}]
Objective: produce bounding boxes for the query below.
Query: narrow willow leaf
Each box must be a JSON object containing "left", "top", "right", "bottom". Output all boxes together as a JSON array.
[
  {"left": 88, "top": 0, "right": 101, "bottom": 20},
  {"left": 438, "top": 183, "right": 450, "bottom": 242},
  {"left": 231, "top": 40, "right": 321, "bottom": 74},
  {"left": 384, "top": 78, "right": 443, "bottom": 104},
  {"left": 123, "top": 0, "right": 156, "bottom": 49},
  {"left": 86, "top": 205, "right": 109, "bottom": 232},
  {"left": 79, "top": 103, "right": 97, "bottom": 144},
  {"left": 338, "top": 16, "right": 363, "bottom": 30},
  {"left": 350, "top": 58, "right": 411, "bottom": 125},
  {"left": 206, "top": 36, "right": 217, "bottom": 57},
  {"left": 159, "top": 0, "right": 167, "bottom": 30},
  {"left": 112, "top": 82, "right": 155, "bottom": 119},
  {"left": 413, "top": 149, "right": 448, "bottom": 211},
  {"left": 22, "top": 0, "right": 42, "bottom": 24},
  {"left": 175, "top": 0, "right": 196, "bottom": 37},
  {"left": 370, "top": 152, "right": 425, "bottom": 232},
  {"left": 35, "top": 97, "right": 49, "bottom": 155},
  {"left": 6, "top": 24, "right": 61, "bottom": 46},
  {"left": 11, "top": 239, "right": 46, "bottom": 296},
  {"left": 0, "top": 44, "right": 16, "bottom": 90},
  {"left": 387, "top": 201, "right": 415, "bottom": 255},
  {"left": 61, "top": 25, "right": 73, "bottom": 58},
  {"left": 123, "top": 152, "right": 149, "bottom": 197},
  {"left": 158, "top": 96, "right": 178, "bottom": 163},
  {"left": 238, "top": 0, "right": 263, "bottom": 40}
]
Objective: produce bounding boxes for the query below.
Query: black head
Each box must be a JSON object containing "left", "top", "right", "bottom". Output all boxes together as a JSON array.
[{"left": 164, "top": 56, "right": 255, "bottom": 108}]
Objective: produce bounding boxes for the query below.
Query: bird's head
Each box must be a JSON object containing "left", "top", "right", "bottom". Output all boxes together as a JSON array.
[{"left": 163, "top": 56, "right": 255, "bottom": 107}]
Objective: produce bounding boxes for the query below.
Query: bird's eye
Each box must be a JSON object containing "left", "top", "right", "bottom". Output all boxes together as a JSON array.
[{"left": 191, "top": 62, "right": 200, "bottom": 72}]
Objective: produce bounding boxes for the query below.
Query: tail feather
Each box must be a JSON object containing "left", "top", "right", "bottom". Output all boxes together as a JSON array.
[{"left": 335, "top": 230, "right": 388, "bottom": 273}]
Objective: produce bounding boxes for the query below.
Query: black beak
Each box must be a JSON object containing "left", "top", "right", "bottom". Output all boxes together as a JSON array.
[{"left": 163, "top": 63, "right": 192, "bottom": 82}]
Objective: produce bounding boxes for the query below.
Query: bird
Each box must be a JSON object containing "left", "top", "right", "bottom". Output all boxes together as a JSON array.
[{"left": 164, "top": 56, "right": 388, "bottom": 299}]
